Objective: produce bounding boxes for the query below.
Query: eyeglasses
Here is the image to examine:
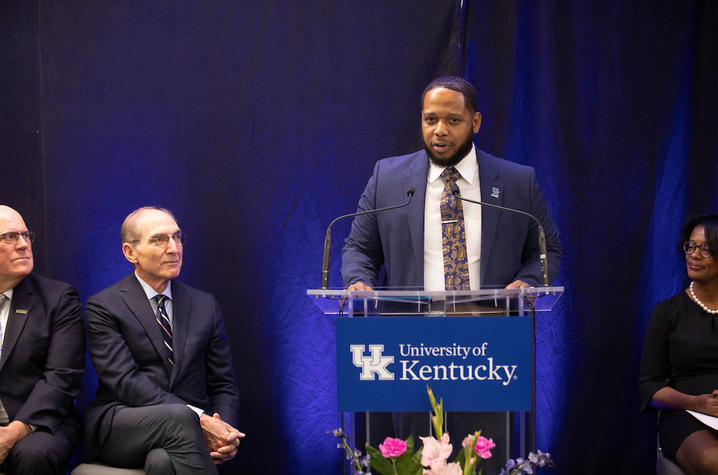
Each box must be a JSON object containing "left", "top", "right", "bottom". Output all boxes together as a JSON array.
[
  {"left": 132, "top": 231, "right": 185, "bottom": 248},
  {"left": 0, "top": 231, "right": 35, "bottom": 245},
  {"left": 683, "top": 240, "right": 713, "bottom": 258}
]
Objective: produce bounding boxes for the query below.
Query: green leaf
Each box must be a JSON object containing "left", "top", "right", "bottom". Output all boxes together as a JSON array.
[
  {"left": 427, "top": 385, "right": 437, "bottom": 408},
  {"left": 393, "top": 435, "right": 423, "bottom": 475},
  {"left": 405, "top": 435, "right": 415, "bottom": 454},
  {"left": 395, "top": 452, "right": 421, "bottom": 474},
  {"left": 365, "top": 443, "right": 394, "bottom": 475},
  {"left": 455, "top": 448, "right": 467, "bottom": 466}
]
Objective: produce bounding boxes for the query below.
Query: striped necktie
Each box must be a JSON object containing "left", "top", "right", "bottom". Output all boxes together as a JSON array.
[
  {"left": 154, "top": 295, "right": 174, "bottom": 366},
  {"left": 440, "top": 167, "right": 470, "bottom": 290}
]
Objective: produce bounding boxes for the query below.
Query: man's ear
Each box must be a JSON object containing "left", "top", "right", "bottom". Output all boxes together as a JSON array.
[
  {"left": 122, "top": 242, "right": 138, "bottom": 264},
  {"left": 472, "top": 111, "right": 482, "bottom": 134}
]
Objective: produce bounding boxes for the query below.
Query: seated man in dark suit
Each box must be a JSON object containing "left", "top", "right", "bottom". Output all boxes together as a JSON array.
[
  {"left": 84, "top": 206, "right": 243, "bottom": 474},
  {"left": 0, "top": 205, "right": 85, "bottom": 475}
]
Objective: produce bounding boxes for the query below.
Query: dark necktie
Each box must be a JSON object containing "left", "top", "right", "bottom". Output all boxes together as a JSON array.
[
  {"left": 0, "top": 295, "right": 7, "bottom": 361},
  {"left": 0, "top": 294, "right": 7, "bottom": 424},
  {"left": 440, "top": 167, "right": 470, "bottom": 290},
  {"left": 155, "top": 295, "right": 174, "bottom": 366}
]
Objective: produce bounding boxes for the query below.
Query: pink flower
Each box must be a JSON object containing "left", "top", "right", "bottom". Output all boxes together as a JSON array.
[
  {"left": 379, "top": 437, "right": 407, "bottom": 458},
  {"left": 423, "top": 461, "right": 462, "bottom": 475},
  {"left": 420, "top": 433, "right": 453, "bottom": 470},
  {"left": 473, "top": 436, "right": 495, "bottom": 459}
]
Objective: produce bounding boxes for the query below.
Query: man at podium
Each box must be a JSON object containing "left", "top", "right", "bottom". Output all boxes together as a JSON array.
[
  {"left": 340, "top": 76, "right": 562, "bottom": 470},
  {"left": 342, "top": 76, "right": 561, "bottom": 293}
]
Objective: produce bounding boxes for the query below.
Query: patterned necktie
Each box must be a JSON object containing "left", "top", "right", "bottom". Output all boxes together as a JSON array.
[
  {"left": 155, "top": 295, "right": 174, "bottom": 366},
  {"left": 440, "top": 167, "right": 470, "bottom": 290}
]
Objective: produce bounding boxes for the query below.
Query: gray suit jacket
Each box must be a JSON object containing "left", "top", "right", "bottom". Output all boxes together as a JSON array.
[{"left": 341, "top": 148, "right": 562, "bottom": 288}]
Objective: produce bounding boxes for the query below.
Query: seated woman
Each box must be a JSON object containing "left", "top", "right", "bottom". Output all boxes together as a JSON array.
[{"left": 640, "top": 214, "right": 718, "bottom": 474}]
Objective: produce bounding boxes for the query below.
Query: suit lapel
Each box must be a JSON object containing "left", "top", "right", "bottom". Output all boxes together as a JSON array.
[
  {"left": 478, "top": 151, "right": 504, "bottom": 285},
  {"left": 405, "top": 151, "right": 429, "bottom": 286},
  {"left": 0, "top": 277, "right": 33, "bottom": 371},
  {"left": 168, "top": 281, "right": 189, "bottom": 387},
  {"left": 120, "top": 274, "right": 174, "bottom": 377}
]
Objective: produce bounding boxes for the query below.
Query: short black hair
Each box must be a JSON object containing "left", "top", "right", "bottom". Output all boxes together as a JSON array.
[
  {"left": 680, "top": 214, "right": 718, "bottom": 256},
  {"left": 421, "top": 76, "right": 477, "bottom": 113}
]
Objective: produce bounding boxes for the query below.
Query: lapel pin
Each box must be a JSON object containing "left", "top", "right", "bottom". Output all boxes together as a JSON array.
[
  {"left": 15, "top": 309, "right": 28, "bottom": 315},
  {"left": 491, "top": 186, "right": 501, "bottom": 199}
]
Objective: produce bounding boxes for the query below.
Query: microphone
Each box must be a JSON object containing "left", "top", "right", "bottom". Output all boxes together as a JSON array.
[
  {"left": 450, "top": 183, "right": 550, "bottom": 287},
  {"left": 321, "top": 187, "right": 415, "bottom": 289}
]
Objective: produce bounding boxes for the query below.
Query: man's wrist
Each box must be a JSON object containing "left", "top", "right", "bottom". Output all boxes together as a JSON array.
[{"left": 7, "top": 421, "right": 32, "bottom": 441}]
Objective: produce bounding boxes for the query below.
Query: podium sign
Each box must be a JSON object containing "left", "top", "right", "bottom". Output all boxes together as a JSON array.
[{"left": 336, "top": 316, "right": 531, "bottom": 412}]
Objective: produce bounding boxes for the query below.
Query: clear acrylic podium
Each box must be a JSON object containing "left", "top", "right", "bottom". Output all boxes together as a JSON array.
[{"left": 308, "top": 286, "right": 564, "bottom": 466}]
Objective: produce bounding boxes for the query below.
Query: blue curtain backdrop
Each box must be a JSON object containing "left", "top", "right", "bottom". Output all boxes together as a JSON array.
[{"left": 1, "top": 0, "right": 716, "bottom": 473}]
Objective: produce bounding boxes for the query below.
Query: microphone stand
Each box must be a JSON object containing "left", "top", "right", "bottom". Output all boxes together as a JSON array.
[
  {"left": 321, "top": 189, "right": 414, "bottom": 289},
  {"left": 450, "top": 184, "right": 549, "bottom": 287}
]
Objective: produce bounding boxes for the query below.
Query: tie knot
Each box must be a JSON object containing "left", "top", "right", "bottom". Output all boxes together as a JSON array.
[
  {"left": 155, "top": 294, "right": 168, "bottom": 308},
  {"left": 441, "top": 167, "right": 461, "bottom": 184}
]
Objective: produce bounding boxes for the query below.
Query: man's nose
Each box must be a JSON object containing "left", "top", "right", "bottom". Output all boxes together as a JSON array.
[
  {"left": 166, "top": 237, "right": 179, "bottom": 253},
  {"left": 434, "top": 120, "right": 448, "bottom": 136},
  {"left": 16, "top": 235, "right": 30, "bottom": 248}
]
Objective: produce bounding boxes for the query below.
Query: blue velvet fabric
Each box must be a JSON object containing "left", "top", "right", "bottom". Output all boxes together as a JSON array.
[{"left": 1, "top": 1, "right": 716, "bottom": 473}]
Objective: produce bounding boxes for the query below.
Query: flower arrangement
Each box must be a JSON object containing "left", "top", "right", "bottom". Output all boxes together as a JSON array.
[
  {"left": 499, "top": 450, "right": 554, "bottom": 474},
  {"left": 330, "top": 427, "right": 371, "bottom": 473},
  {"left": 330, "top": 386, "right": 553, "bottom": 475}
]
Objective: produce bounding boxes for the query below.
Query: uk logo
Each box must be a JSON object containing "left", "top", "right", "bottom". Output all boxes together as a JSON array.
[{"left": 349, "top": 344, "right": 395, "bottom": 381}]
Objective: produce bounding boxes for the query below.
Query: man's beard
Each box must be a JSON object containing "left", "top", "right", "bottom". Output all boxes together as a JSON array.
[{"left": 424, "top": 134, "right": 474, "bottom": 168}]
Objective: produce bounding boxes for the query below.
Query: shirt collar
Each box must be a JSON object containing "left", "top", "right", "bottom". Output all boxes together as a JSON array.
[
  {"left": 427, "top": 144, "right": 478, "bottom": 184},
  {"left": 134, "top": 272, "right": 173, "bottom": 302},
  {"left": 0, "top": 288, "right": 12, "bottom": 302}
]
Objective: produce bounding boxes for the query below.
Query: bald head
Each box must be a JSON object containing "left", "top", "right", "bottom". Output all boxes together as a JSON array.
[
  {"left": 0, "top": 205, "right": 34, "bottom": 291},
  {"left": 121, "top": 206, "right": 176, "bottom": 244},
  {"left": 0, "top": 205, "right": 22, "bottom": 221}
]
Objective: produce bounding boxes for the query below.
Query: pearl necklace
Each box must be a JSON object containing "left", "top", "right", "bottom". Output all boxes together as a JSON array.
[{"left": 689, "top": 281, "right": 718, "bottom": 315}]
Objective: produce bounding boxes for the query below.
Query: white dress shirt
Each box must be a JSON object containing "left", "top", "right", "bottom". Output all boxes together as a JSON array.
[
  {"left": 424, "top": 145, "right": 482, "bottom": 291},
  {"left": 135, "top": 273, "right": 174, "bottom": 326},
  {"left": 0, "top": 289, "right": 13, "bottom": 351}
]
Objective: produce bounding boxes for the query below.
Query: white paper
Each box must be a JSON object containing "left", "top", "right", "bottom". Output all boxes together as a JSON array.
[{"left": 687, "top": 410, "right": 718, "bottom": 430}]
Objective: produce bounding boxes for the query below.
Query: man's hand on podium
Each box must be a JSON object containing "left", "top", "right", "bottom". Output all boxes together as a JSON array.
[
  {"left": 349, "top": 281, "right": 530, "bottom": 290},
  {"left": 347, "top": 282, "right": 373, "bottom": 291},
  {"left": 505, "top": 279, "right": 529, "bottom": 289}
]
